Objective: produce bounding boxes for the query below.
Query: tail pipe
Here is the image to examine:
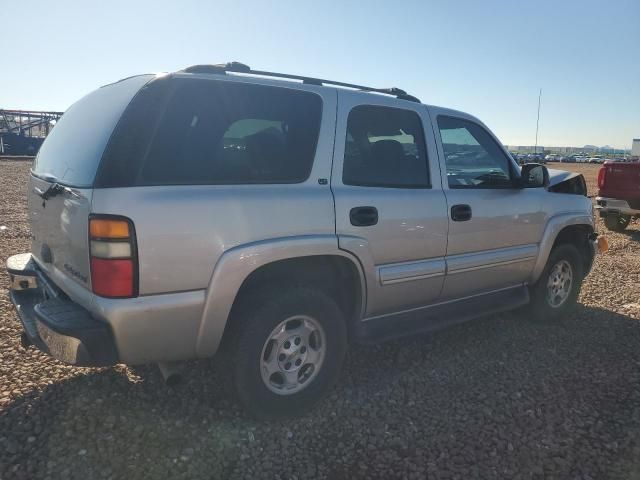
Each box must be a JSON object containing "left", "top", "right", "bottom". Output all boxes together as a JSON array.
[
  {"left": 20, "top": 332, "right": 32, "bottom": 349},
  {"left": 157, "top": 362, "right": 183, "bottom": 386}
]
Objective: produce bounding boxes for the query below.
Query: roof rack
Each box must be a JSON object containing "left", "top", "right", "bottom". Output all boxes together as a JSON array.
[{"left": 181, "top": 62, "right": 421, "bottom": 103}]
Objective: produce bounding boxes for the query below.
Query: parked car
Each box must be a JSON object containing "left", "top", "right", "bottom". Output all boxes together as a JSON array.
[
  {"left": 596, "top": 161, "right": 640, "bottom": 231},
  {"left": 6, "top": 63, "right": 606, "bottom": 418}
]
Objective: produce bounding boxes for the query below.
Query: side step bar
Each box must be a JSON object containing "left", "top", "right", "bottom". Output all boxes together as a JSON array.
[{"left": 354, "top": 285, "right": 529, "bottom": 344}]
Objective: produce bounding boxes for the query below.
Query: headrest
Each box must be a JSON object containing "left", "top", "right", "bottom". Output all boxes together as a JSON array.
[{"left": 371, "top": 139, "right": 405, "bottom": 163}]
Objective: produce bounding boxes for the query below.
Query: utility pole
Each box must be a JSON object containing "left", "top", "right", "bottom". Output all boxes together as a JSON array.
[{"left": 534, "top": 88, "right": 542, "bottom": 155}]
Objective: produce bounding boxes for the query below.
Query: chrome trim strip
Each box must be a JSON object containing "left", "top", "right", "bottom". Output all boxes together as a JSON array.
[
  {"left": 447, "top": 256, "right": 536, "bottom": 275},
  {"left": 446, "top": 244, "right": 538, "bottom": 275},
  {"left": 379, "top": 258, "right": 446, "bottom": 285}
]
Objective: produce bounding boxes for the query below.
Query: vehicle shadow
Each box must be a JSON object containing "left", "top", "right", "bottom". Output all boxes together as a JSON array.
[
  {"left": 2, "top": 304, "right": 640, "bottom": 479},
  {"left": 621, "top": 228, "right": 640, "bottom": 241}
]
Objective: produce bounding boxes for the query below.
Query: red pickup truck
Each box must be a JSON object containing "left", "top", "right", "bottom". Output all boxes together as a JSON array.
[{"left": 596, "top": 161, "right": 640, "bottom": 231}]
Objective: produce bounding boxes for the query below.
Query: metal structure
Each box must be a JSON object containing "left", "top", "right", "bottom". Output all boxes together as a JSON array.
[{"left": 0, "top": 109, "right": 63, "bottom": 155}]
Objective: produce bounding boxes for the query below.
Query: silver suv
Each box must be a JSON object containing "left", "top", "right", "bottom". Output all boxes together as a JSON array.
[{"left": 7, "top": 63, "right": 604, "bottom": 418}]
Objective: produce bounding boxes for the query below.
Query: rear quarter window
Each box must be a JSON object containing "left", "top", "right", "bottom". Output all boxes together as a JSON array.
[{"left": 99, "top": 79, "right": 323, "bottom": 187}]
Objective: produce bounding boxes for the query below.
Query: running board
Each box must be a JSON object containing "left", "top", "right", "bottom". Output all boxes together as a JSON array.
[{"left": 354, "top": 285, "right": 529, "bottom": 344}]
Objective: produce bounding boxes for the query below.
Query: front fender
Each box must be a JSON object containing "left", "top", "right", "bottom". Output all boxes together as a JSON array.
[
  {"left": 195, "top": 235, "right": 366, "bottom": 358},
  {"left": 529, "top": 212, "right": 594, "bottom": 283}
]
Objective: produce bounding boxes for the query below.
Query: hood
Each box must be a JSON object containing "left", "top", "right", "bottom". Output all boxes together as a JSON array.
[
  {"left": 545, "top": 168, "right": 587, "bottom": 195},
  {"left": 547, "top": 168, "right": 581, "bottom": 187}
]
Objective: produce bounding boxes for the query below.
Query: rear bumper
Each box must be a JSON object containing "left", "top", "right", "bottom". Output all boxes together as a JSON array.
[
  {"left": 8, "top": 252, "right": 207, "bottom": 365},
  {"left": 595, "top": 197, "right": 640, "bottom": 217},
  {"left": 7, "top": 253, "right": 119, "bottom": 367}
]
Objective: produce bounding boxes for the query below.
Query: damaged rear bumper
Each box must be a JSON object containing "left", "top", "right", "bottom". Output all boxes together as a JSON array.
[
  {"left": 595, "top": 197, "right": 640, "bottom": 217},
  {"left": 7, "top": 253, "right": 119, "bottom": 367}
]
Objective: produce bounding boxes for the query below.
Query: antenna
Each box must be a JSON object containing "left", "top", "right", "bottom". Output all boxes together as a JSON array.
[{"left": 534, "top": 88, "right": 542, "bottom": 155}]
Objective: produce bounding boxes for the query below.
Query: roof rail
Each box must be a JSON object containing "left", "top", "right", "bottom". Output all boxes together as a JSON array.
[{"left": 181, "top": 62, "right": 421, "bottom": 103}]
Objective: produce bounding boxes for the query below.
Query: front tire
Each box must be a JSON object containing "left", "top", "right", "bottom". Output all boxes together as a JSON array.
[
  {"left": 231, "top": 286, "right": 347, "bottom": 419},
  {"left": 529, "top": 244, "right": 584, "bottom": 322},
  {"left": 604, "top": 214, "right": 630, "bottom": 232}
]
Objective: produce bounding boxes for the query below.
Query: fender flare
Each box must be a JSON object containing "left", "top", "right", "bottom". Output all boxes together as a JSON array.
[
  {"left": 195, "top": 234, "right": 367, "bottom": 357},
  {"left": 529, "top": 212, "right": 594, "bottom": 284}
]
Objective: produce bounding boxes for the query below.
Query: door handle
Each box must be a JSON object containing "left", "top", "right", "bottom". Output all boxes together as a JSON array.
[
  {"left": 451, "top": 204, "right": 472, "bottom": 222},
  {"left": 350, "top": 206, "right": 378, "bottom": 227}
]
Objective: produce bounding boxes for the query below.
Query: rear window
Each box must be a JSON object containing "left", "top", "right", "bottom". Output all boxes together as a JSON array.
[
  {"left": 98, "top": 79, "right": 323, "bottom": 187},
  {"left": 32, "top": 75, "right": 153, "bottom": 187}
]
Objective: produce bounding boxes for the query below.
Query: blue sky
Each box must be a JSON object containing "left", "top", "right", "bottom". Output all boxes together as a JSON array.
[{"left": 2, "top": 0, "right": 638, "bottom": 148}]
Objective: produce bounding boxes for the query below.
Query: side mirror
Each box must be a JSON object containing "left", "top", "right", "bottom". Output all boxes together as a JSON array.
[{"left": 520, "top": 163, "right": 549, "bottom": 188}]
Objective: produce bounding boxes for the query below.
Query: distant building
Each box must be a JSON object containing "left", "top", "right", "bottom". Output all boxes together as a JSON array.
[
  {"left": 506, "top": 146, "right": 545, "bottom": 153},
  {"left": 632, "top": 139, "right": 640, "bottom": 157}
]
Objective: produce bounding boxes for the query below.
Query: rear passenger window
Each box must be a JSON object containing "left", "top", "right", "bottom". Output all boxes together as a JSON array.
[
  {"left": 134, "top": 80, "right": 322, "bottom": 185},
  {"left": 342, "top": 105, "right": 429, "bottom": 188}
]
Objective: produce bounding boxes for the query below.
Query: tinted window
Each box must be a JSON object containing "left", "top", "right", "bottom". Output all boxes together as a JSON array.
[
  {"left": 437, "top": 116, "right": 514, "bottom": 189},
  {"left": 343, "top": 105, "right": 429, "bottom": 188},
  {"left": 33, "top": 75, "right": 152, "bottom": 187},
  {"left": 101, "top": 79, "right": 322, "bottom": 187}
]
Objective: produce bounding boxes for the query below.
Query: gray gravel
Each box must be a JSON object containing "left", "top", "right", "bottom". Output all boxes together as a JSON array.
[{"left": 2, "top": 160, "right": 640, "bottom": 479}]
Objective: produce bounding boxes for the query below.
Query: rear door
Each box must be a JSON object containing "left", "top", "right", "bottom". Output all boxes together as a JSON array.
[
  {"left": 331, "top": 92, "right": 448, "bottom": 318},
  {"left": 28, "top": 75, "right": 153, "bottom": 295},
  {"left": 431, "top": 110, "right": 546, "bottom": 299}
]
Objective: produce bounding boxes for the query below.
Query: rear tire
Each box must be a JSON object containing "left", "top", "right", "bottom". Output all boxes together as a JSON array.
[
  {"left": 529, "top": 244, "right": 583, "bottom": 323},
  {"left": 230, "top": 285, "right": 347, "bottom": 419},
  {"left": 604, "top": 213, "right": 631, "bottom": 232}
]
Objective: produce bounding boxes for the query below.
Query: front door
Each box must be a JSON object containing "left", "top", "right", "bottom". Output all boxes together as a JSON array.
[
  {"left": 332, "top": 94, "right": 448, "bottom": 318},
  {"left": 431, "top": 111, "right": 547, "bottom": 300}
]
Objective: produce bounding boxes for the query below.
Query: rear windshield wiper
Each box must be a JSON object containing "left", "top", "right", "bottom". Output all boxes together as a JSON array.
[{"left": 34, "top": 183, "right": 81, "bottom": 200}]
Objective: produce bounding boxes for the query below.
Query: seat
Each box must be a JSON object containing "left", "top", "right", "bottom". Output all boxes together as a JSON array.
[
  {"left": 367, "top": 139, "right": 407, "bottom": 184},
  {"left": 245, "top": 130, "right": 287, "bottom": 179}
]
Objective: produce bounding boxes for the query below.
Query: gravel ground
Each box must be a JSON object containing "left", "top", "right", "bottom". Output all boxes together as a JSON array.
[{"left": 2, "top": 160, "right": 640, "bottom": 479}]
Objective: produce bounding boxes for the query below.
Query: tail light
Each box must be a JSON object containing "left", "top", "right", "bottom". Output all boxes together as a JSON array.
[
  {"left": 89, "top": 216, "right": 138, "bottom": 298},
  {"left": 597, "top": 166, "right": 607, "bottom": 190}
]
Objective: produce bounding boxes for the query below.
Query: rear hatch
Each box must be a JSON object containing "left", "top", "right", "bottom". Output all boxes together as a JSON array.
[
  {"left": 598, "top": 162, "right": 640, "bottom": 207},
  {"left": 28, "top": 75, "right": 154, "bottom": 295}
]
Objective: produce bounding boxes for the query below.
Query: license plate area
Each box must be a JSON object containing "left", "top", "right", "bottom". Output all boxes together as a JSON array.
[{"left": 10, "top": 273, "right": 39, "bottom": 291}]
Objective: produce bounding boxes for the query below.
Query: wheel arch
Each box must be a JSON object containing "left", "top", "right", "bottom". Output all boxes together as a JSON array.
[
  {"left": 530, "top": 213, "right": 595, "bottom": 284},
  {"left": 195, "top": 235, "right": 366, "bottom": 358}
]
